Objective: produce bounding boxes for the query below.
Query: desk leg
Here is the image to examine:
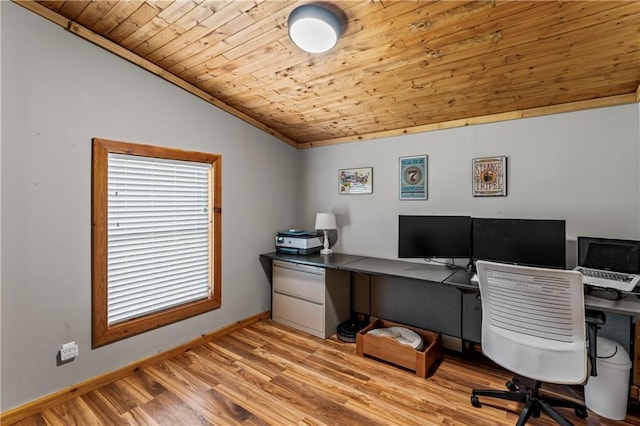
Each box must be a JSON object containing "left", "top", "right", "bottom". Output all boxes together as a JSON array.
[{"left": 633, "top": 319, "right": 640, "bottom": 401}]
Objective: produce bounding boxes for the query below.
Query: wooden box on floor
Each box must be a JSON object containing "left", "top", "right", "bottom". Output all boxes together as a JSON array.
[{"left": 356, "top": 319, "right": 442, "bottom": 378}]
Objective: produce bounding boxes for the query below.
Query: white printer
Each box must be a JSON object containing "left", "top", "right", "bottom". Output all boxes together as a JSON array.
[{"left": 275, "top": 230, "right": 323, "bottom": 255}]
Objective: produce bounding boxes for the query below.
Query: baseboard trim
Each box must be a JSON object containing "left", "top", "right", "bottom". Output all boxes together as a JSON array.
[{"left": 0, "top": 311, "right": 271, "bottom": 425}]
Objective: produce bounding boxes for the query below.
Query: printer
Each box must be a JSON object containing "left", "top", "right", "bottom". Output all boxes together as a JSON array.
[{"left": 275, "top": 230, "right": 323, "bottom": 255}]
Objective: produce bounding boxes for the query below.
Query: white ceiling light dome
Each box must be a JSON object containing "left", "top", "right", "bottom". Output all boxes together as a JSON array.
[{"left": 288, "top": 4, "right": 344, "bottom": 54}]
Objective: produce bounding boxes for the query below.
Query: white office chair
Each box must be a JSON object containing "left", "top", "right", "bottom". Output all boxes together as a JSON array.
[{"left": 471, "top": 260, "right": 589, "bottom": 426}]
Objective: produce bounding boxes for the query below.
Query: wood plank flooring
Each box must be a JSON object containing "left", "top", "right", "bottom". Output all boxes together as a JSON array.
[{"left": 11, "top": 320, "right": 640, "bottom": 425}]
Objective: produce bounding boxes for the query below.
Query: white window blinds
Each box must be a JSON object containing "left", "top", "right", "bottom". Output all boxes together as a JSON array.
[{"left": 107, "top": 153, "right": 212, "bottom": 325}]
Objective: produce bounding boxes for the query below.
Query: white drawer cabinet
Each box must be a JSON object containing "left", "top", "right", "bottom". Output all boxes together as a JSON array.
[{"left": 272, "top": 260, "right": 350, "bottom": 338}]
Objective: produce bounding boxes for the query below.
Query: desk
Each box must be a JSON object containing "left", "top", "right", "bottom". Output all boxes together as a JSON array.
[
  {"left": 444, "top": 268, "right": 640, "bottom": 317},
  {"left": 261, "top": 252, "right": 640, "bottom": 350},
  {"left": 339, "top": 257, "right": 464, "bottom": 341},
  {"left": 260, "top": 252, "right": 640, "bottom": 334},
  {"left": 261, "top": 252, "right": 640, "bottom": 397},
  {"left": 444, "top": 267, "right": 640, "bottom": 348}
]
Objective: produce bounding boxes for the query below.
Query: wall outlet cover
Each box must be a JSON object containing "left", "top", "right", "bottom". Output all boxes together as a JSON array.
[{"left": 60, "top": 341, "right": 79, "bottom": 361}]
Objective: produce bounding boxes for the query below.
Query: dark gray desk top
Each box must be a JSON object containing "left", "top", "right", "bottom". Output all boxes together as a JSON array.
[
  {"left": 339, "top": 257, "right": 456, "bottom": 283},
  {"left": 259, "top": 251, "right": 366, "bottom": 269},
  {"left": 584, "top": 294, "right": 640, "bottom": 316}
]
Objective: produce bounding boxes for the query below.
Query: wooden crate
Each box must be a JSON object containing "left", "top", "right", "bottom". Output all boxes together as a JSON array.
[{"left": 356, "top": 319, "right": 442, "bottom": 378}]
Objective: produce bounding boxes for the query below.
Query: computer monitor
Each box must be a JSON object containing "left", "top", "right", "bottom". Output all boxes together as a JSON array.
[
  {"left": 398, "top": 215, "right": 472, "bottom": 259},
  {"left": 472, "top": 218, "right": 566, "bottom": 269},
  {"left": 577, "top": 236, "right": 640, "bottom": 274}
]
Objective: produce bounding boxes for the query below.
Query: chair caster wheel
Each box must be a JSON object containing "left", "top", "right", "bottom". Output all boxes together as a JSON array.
[
  {"left": 575, "top": 407, "right": 588, "bottom": 419},
  {"left": 506, "top": 380, "right": 518, "bottom": 391},
  {"left": 471, "top": 396, "right": 481, "bottom": 408}
]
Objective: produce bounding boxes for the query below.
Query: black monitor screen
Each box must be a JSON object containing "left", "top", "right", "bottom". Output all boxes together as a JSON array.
[
  {"left": 577, "top": 236, "right": 640, "bottom": 274},
  {"left": 398, "top": 215, "right": 472, "bottom": 258},
  {"left": 472, "top": 218, "right": 566, "bottom": 269}
]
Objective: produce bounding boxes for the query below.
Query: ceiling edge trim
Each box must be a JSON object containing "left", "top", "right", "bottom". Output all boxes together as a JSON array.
[
  {"left": 298, "top": 93, "right": 638, "bottom": 149},
  {"left": 13, "top": 0, "right": 299, "bottom": 148}
]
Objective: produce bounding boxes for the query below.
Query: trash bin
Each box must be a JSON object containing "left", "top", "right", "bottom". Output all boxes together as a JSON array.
[{"left": 584, "top": 336, "right": 632, "bottom": 420}]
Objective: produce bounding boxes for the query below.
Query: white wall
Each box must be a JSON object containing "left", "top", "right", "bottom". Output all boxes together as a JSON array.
[
  {"left": 0, "top": 2, "right": 299, "bottom": 411},
  {"left": 299, "top": 104, "right": 640, "bottom": 266}
]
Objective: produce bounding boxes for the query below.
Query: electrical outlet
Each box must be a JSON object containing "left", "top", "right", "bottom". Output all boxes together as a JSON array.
[{"left": 60, "top": 341, "right": 79, "bottom": 361}]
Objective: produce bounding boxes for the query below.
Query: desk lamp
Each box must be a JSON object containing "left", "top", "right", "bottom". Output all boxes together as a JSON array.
[{"left": 315, "top": 213, "right": 337, "bottom": 255}]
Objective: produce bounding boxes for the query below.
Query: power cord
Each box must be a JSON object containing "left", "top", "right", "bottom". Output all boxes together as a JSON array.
[{"left": 423, "top": 257, "right": 464, "bottom": 269}]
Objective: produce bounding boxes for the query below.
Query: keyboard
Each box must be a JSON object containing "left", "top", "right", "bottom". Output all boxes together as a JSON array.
[{"left": 574, "top": 266, "right": 640, "bottom": 292}]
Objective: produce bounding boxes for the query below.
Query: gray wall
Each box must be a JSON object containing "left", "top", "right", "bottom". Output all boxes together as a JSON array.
[
  {"left": 1, "top": 2, "right": 299, "bottom": 411},
  {"left": 298, "top": 104, "right": 640, "bottom": 265},
  {"left": 2, "top": 0, "right": 640, "bottom": 414}
]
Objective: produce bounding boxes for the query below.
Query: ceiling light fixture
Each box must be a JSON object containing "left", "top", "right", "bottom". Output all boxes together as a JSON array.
[{"left": 288, "top": 4, "right": 343, "bottom": 54}]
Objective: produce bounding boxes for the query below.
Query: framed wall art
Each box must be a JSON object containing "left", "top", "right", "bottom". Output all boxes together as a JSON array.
[
  {"left": 339, "top": 167, "right": 373, "bottom": 194},
  {"left": 399, "top": 155, "right": 427, "bottom": 200},
  {"left": 472, "top": 156, "right": 507, "bottom": 197}
]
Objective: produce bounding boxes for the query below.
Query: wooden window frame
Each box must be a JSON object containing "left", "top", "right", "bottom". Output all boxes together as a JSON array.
[{"left": 91, "top": 138, "right": 222, "bottom": 348}]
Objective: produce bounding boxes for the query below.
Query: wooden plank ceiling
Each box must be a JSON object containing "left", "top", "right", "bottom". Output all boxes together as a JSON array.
[{"left": 21, "top": 1, "right": 640, "bottom": 148}]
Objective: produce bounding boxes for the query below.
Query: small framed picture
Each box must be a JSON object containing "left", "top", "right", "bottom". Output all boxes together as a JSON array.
[
  {"left": 472, "top": 156, "right": 507, "bottom": 197},
  {"left": 339, "top": 167, "right": 373, "bottom": 194},
  {"left": 399, "top": 155, "right": 427, "bottom": 200}
]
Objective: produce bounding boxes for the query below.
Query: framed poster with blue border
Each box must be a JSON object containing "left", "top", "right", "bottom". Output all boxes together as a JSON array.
[{"left": 399, "top": 155, "right": 427, "bottom": 200}]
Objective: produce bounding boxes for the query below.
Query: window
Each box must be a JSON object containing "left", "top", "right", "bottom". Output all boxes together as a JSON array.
[{"left": 92, "top": 138, "right": 221, "bottom": 347}]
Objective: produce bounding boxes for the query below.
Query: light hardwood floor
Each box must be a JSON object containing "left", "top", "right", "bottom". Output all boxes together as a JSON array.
[{"left": 11, "top": 320, "right": 640, "bottom": 425}]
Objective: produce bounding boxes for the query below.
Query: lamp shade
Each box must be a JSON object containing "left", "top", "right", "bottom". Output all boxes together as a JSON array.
[
  {"left": 288, "top": 4, "right": 343, "bottom": 53},
  {"left": 315, "top": 213, "right": 337, "bottom": 230}
]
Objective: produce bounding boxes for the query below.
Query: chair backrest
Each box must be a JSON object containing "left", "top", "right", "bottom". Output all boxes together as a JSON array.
[{"left": 476, "top": 260, "right": 587, "bottom": 384}]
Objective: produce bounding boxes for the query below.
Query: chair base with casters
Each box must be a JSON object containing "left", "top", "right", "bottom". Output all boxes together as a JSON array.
[{"left": 471, "top": 377, "right": 588, "bottom": 426}]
